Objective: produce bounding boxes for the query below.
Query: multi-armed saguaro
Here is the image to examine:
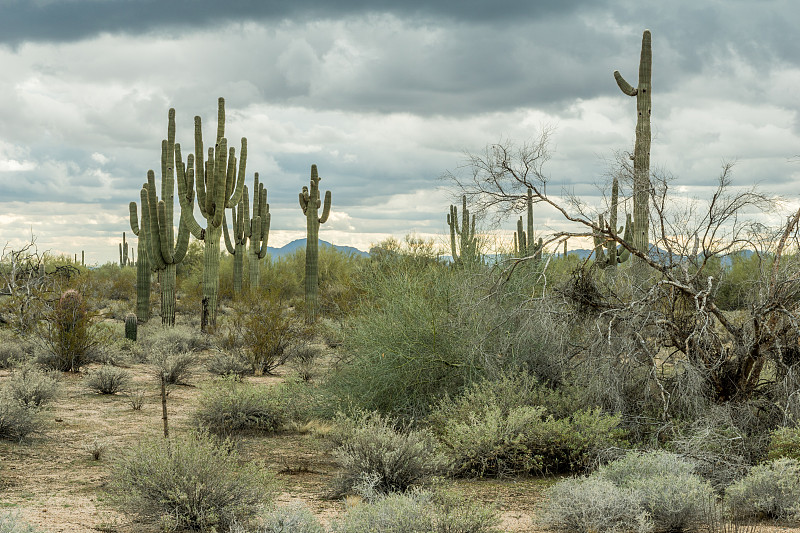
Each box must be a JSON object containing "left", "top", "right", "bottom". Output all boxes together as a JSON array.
[
  {"left": 129, "top": 190, "right": 153, "bottom": 322},
  {"left": 183, "top": 97, "right": 247, "bottom": 329},
  {"left": 447, "top": 196, "right": 478, "bottom": 265},
  {"left": 593, "top": 176, "right": 632, "bottom": 268},
  {"left": 247, "top": 173, "right": 270, "bottom": 292},
  {"left": 514, "top": 187, "right": 542, "bottom": 261},
  {"left": 137, "top": 108, "right": 195, "bottom": 326},
  {"left": 614, "top": 29, "right": 652, "bottom": 272},
  {"left": 299, "top": 164, "right": 331, "bottom": 324}
]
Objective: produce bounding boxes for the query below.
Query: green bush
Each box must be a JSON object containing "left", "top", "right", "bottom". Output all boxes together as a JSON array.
[
  {"left": 539, "top": 477, "right": 652, "bottom": 533},
  {"left": 84, "top": 365, "right": 131, "bottom": 395},
  {"left": 724, "top": 457, "right": 800, "bottom": 519},
  {"left": 111, "top": 431, "right": 271, "bottom": 531},
  {"left": 0, "top": 331, "right": 34, "bottom": 369},
  {"left": 430, "top": 374, "right": 625, "bottom": 476},
  {"left": 331, "top": 490, "right": 500, "bottom": 533},
  {"left": 37, "top": 290, "right": 108, "bottom": 372},
  {"left": 766, "top": 427, "right": 800, "bottom": 462},
  {"left": 230, "top": 503, "right": 325, "bottom": 533},
  {"left": 4, "top": 363, "right": 59, "bottom": 407},
  {"left": 0, "top": 397, "right": 41, "bottom": 441},
  {"left": 139, "top": 322, "right": 209, "bottom": 355},
  {"left": 331, "top": 411, "right": 449, "bottom": 498},
  {"left": 0, "top": 511, "right": 43, "bottom": 533},
  {"left": 194, "top": 379, "right": 288, "bottom": 434},
  {"left": 596, "top": 451, "right": 713, "bottom": 532}
]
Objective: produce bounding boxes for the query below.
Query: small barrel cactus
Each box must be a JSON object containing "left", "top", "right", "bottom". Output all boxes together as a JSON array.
[{"left": 124, "top": 313, "right": 138, "bottom": 341}]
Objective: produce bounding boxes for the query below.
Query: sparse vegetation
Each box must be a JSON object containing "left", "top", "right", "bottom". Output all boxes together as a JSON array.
[{"left": 84, "top": 365, "right": 131, "bottom": 394}]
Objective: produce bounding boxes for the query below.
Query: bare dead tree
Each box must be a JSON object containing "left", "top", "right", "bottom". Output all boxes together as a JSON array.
[{"left": 447, "top": 135, "right": 800, "bottom": 413}]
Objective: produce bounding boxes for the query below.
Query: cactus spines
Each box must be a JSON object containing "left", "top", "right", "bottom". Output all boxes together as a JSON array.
[
  {"left": 447, "top": 196, "right": 478, "bottom": 265},
  {"left": 129, "top": 183, "right": 153, "bottom": 323},
  {"left": 140, "top": 108, "right": 195, "bottom": 326},
  {"left": 299, "top": 164, "right": 331, "bottom": 324},
  {"left": 124, "top": 312, "right": 137, "bottom": 341},
  {"left": 248, "top": 173, "right": 270, "bottom": 292},
  {"left": 615, "top": 29, "right": 652, "bottom": 271},
  {"left": 184, "top": 97, "right": 247, "bottom": 329}
]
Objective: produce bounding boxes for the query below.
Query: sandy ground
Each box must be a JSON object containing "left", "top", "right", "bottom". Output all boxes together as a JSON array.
[{"left": 0, "top": 350, "right": 798, "bottom": 533}]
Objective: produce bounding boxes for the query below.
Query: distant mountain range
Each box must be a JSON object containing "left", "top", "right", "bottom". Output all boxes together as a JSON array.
[{"left": 266, "top": 239, "right": 369, "bottom": 259}]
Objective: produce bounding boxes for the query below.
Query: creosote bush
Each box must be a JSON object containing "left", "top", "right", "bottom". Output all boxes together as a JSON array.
[
  {"left": 429, "top": 373, "right": 626, "bottom": 476},
  {"left": 194, "top": 378, "right": 288, "bottom": 434},
  {"left": 724, "top": 457, "right": 800, "bottom": 519},
  {"left": 230, "top": 503, "right": 325, "bottom": 533},
  {"left": 111, "top": 431, "right": 271, "bottom": 531},
  {"left": 84, "top": 365, "right": 131, "bottom": 395},
  {"left": 330, "top": 411, "right": 449, "bottom": 498},
  {"left": 38, "top": 290, "right": 107, "bottom": 372},
  {"left": 0, "top": 511, "right": 43, "bottom": 533},
  {"left": 4, "top": 363, "right": 59, "bottom": 407},
  {"left": 0, "top": 397, "right": 41, "bottom": 441},
  {"left": 148, "top": 348, "right": 197, "bottom": 385}
]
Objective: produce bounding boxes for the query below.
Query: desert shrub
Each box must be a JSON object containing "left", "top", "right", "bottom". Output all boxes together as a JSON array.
[
  {"left": 84, "top": 365, "right": 131, "bottom": 394},
  {"left": 330, "top": 411, "right": 449, "bottom": 498},
  {"left": 724, "top": 457, "right": 800, "bottom": 519},
  {"left": 331, "top": 489, "right": 500, "bottom": 533},
  {"left": 230, "top": 503, "right": 325, "bottom": 533},
  {"left": 223, "top": 292, "right": 311, "bottom": 375},
  {"left": 148, "top": 348, "right": 197, "bottom": 385},
  {"left": 288, "top": 344, "right": 322, "bottom": 382},
  {"left": 0, "top": 511, "right": 43, "bottom": 533},
  {"left": 0, "top": 331, "right": 35, "bottom": 369},
  {"left": 207, "top": 351, "right": 251, "bottom": 379},
  {"left": 194, "top": 379, "right": 287, "bottom": 434},
  {"left": 596, "top": 451, "right": 713, "bottom": 532},
  {"left": 111, "top": 431, "right": 271, "bottom": 531},
  {"left": 323, "top": 266, "right": 479, "bottom": 418},
  {"left": 539, "top": 476, "right": 652, "bottom": 533},
  {"left": 766, "top": 427, "right": 800, "bottom": 461},
  {"left": 139, "top": 322, "right": 209, "bottom": 355},
  {"left": 37, "top": 290, "right": 108, "bottom": 371},
  {"left": 0, "top": 397, "right": 41, "bottom": 441},
  {"left": 430, "top": 373, "right": 625, "bottom": 477},
  {"left": 4, "top": 363, "right": 59, "bottom": 407}
]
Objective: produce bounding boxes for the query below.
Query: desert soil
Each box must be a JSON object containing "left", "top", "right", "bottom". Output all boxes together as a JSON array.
[{"left": 0, "top": 351, "right": 798, "bottom": 533}]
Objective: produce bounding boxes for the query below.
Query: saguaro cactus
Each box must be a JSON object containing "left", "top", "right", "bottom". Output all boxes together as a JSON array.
[
  {"left": 614, "top": 29, "right": 652, "bottom": 271},
  {"left": 513, "top": 189, "right": 542, "bottom": 261},
  {"left": 223, "top": 185, "right": 249, "bottom": 296},
  {"left": 139, "top": 108, "right": 195, "bottom": 326},
  {"left": 447, "top": 196, "right": 478, "bottom": 265},
  {"left": 594, "top": 177, "right": 633, "bottom": 268},
  {"left": 182, "top": 97, "right": 247, "bottom": 329},
  {"left": 299, "top": 164, "right": 331, "bottom": 324},
  {"left": 248, "top": 173, "right": 270, "bottom": 292},
  {"left": 119, "top": 232, "right": 129, "bottom": 267},
  {"left": 129, "top": 183, "right": 153, "bottom": 323}
]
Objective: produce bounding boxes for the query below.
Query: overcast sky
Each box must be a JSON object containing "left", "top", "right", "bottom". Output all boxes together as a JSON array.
[{"left": 0, "top": 0, "right": 798, "bottom": 263}]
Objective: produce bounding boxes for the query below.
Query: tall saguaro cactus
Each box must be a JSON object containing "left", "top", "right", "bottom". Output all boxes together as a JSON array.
[
  {"left": 183, "top": 97, "right": 246, "bottom": 329},
  {"left": 139, "top": 108, "right": 195, "bottom": 326},
  {"left": 614, "top": 29, "right": 652, "bottom": 271},
  {"left": 129, "top": 185, "right": 153, "bottom": 323},
  {"left": 248, "top": 173, "right": 270, "bottom": 292},
  {"left": 447, "top": 196, "right": 479, "bottom": 265},
  {"left": 299, "top": 164, "right": 331, "bottom": 324}
]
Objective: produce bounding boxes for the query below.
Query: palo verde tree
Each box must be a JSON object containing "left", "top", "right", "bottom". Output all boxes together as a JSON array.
[{"left": 299, "top": 164, "right": 331, "bottom": 324}]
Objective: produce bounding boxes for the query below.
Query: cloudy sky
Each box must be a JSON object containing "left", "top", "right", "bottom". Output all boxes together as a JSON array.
[{"left": 0, "top": 0, "right": 798, "bottom": 264}]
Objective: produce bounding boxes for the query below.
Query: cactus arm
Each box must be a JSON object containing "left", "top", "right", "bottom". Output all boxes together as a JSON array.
[
  {"left": 210, "top": 138, "right": 228, "bottom": 229},
  {"left": 517, "top": 217, "right": 526, "bottom": 255},
  {"left": 319, "top": 190, "right": 332, "bottom": 224},
  {"left": 129, "top": 201, "right": 140, "bottom": 236},
  {"left": 215, "top": 97, "right": 225, "bottom": 145},
  {"left": 299, "top": 188, "right": 309, "bottom": 213},
  {"left": 258, "top": 211, "right": 270, "bottom": 259},
  {"left": 176, "top": 147, "right": 205, "bottom": 241},
  {"left": 226, "top": 138, "right": 247, "bottom": 208},
  {"left": 145, "top": 173, "right": 166, "bottom": 270},
  {"left": 172, "top": 213, "right": 190, "bottom": 264},
  {"left": 156, "top": 201, "right": 175, "bottom": 264},
  {"left": 614, "top": 71, "right": 637, "bottom": 96},
  {"left": 526, "top": 187, "right": 534, "bottom": 250},
  {"left": 222, "top": 209, "right": 236, "bottom": 255},
  {"left": 240, "top": 185, "right": 250, "bottom": 240},
  {"left": 193, "top": 116, "right": 208, "bottom": 217}
]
